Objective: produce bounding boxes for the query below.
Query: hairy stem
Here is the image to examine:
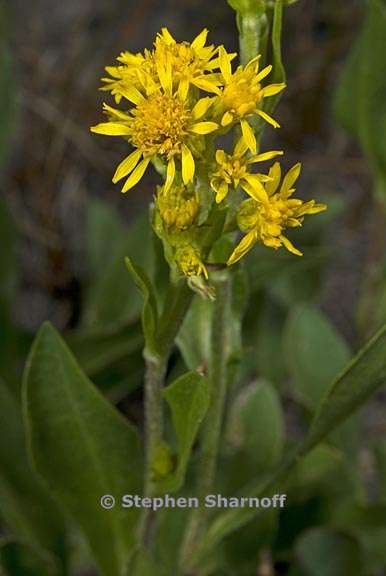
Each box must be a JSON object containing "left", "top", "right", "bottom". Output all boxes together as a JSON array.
[
  {"left": 179, "top": 273, "right": 230, "bottom": 573},
  {"left": 139, "top": 280, "right": 193, "bottom": 546}
]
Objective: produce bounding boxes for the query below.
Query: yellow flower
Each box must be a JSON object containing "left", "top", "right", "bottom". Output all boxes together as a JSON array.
[
  {"left": 227, "top": 162, "right": 327, "bottom": 265},
  {"left": 91, "top": 85, "right": 218, "bottom": 193},
  {"left": 175, "top": 245, "right": 208, "bottom": 279},
  {"left": 100, "top": 51, "right": 146, "bottom": 103},
  {"left": 210, "top": 137, "right": 283, "bottom": 203},
  {"left": 101, "top": 28, "right": 225, "bottom": 103},
  {"left": 157, "top": 184, "right": 199, "bottom": 230},
  {"left": 216, "top": 47, "right": 286, "bottom": 152}
]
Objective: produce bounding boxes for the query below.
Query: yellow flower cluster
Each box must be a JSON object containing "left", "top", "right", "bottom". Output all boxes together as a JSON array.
[{"left": 91, "top": 28, "right": 326, "bottom": 279}]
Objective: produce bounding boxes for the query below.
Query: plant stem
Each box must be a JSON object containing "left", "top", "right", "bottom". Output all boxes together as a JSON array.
[
  {"left": 238, "top": 10, "right": 265, "bottom": 65},
  {"left": 179, "top": 273, "right": 230, "bottom": 573},
  {"left": 139, "top": 280, "right": 193, "bottom": 546}
]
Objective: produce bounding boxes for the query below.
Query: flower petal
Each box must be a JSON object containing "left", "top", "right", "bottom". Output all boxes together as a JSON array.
[
  {"left": 164, "top": 156, "right": 176, "bottom": 193},
  {"left": 215, "top": 149, "right": 226, "bottom": 164},
  {"left": 112, "top": 149, "right": 142, "bottom": 183},
  {"left": 221, "top": 111, "right": 234, "bottom": 126},
  {"left": 266, "top": 162, "right": 281, "bottom": 195},
  {"left": 234, "top": 137, "right": 248, "bottom": 156},
  {"left": 261, "top": 83, "right": 286, "bottom": 97},
  {"left": 219, "top": 46, "right": 232, "bottom": 80},
  {"left": 160, "top": 27, "right": 175, "bottom": 44},
  {"left": 280, "top": 235, "right": 303, "bottom": 256},
  {"left": 240, "top": 119, "right": 257, "bottom": 153},
  {"left": 257, "top": 109, "right": 280, "bottom": 128},
  {"left": 215, "top": 181, "right": 229, "bottom": 203},
  {"left": 121, "top": 157, "right": 151, "bottom": 193},
  {"left": 191, "top": 97, "right": 214, "bottom": 120},
  {"left": 191, "top": 28, "right": 208, "bottom": 50},
  {"left": 116, "top": 85, "right": 144, "bottom": 105},
  {"left": 102, "top": 103, "right": 130, "bottom": 121},
  {"left": 178, "top": 78, "right": 190, "bottom": 101},
  {"left": 242, "top": 175, "right": 268, "bottom": 202},
  {"left": 181, "top": 144, "right": 195, "bottom": 184},
  {"left": 255, "top": 64, "right": 272, "bottom": 82},
  {"left": 248, "top": 150, "right": 283, "bottom": 164},
  {"left": 90, "top": 122, "right": 131, "bottom": 136},
  {"left": 156, "top": 61, "right": 173, "bottom": 94},
  {"left": 280, "top": 163, "right": 301, "bottom": 197},
  {"left": 227, "top": 231, "right": 257, "bottom": 266},
  {"left": 190, "top": 121, "right": 218, "bottom": 134},
  {"left": 191, "top": 77, "right": 222, "bottom": 95}
]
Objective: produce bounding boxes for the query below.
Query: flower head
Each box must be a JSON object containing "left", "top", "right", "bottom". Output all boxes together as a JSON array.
[
  {"left": 91, "top": 87, "right": 218, "bottom": 193},
  {"left": 210, "top": 137, "right": 283, "bottom": 203},
  {"left": 101, "top": 28, "right": 223, "bottom": 103},
  {"left": 227, "top": 162, "right": 327, "bottom": 265},
  {"left": 216, "top": 47, "right": 286, "bottom": 152}
]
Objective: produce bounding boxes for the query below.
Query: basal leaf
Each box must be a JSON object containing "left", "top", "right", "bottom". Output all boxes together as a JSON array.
[
  {"left": 0, "top": 380, "right": 65, "bottom": 569},
  {"left": 23, "top": 323, "right": 143, "bottom": 576}
]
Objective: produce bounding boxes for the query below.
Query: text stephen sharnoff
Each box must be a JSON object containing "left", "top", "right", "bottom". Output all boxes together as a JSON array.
[{"left": 120, "top": 494, "right": 287, "bottom": 511}]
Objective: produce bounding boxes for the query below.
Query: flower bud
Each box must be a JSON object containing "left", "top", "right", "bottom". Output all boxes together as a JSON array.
[
  {"left": 157, "top": 185, "right": 199, "bottom": 231},
  {"left": 175, "top": 245, "right": 208, "bottom": 279}
]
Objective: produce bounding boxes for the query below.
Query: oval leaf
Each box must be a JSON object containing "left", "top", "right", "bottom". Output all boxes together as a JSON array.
[{"left": 22, "top": 323, "right": 143, "bottom": 576}]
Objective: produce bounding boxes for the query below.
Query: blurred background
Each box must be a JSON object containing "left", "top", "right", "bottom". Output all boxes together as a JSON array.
[{"left": 2, "top": 0, "right": 386, "bottom": 574}]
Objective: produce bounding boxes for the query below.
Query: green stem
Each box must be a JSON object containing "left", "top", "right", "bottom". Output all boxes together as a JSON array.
[
  {"left": 139, "top": 280, "right": 193, "bottom": 546},
  {"left": 238, "top": 10, "right": 266, "bottom": 65},
  {"left": 179, "top": 273, "right": 230, "bottom": 573}
]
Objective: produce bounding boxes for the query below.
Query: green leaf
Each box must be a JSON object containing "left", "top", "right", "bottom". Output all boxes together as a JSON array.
[
  {"left": 302, "top": 322, "right": 386, "bottom": 452},
  {"left": 334, "top": 0, "right": 386, "bottom": 197},
  {"left": 295, "top": 527, "right": 363, "bottom": 576},
  {"left": 22, "top": 323, "right": 143, "bottom": 576},
  {"left": 192, "top": 322, "right": 386, "bottom": 567},
  {"left": 283, "top": 304, "right": 351, "bottom": 409},
  {"left": 286, "top": 444, "right": 348, "bottom": 499},
  {"left": 176, "top": 296, "right": 212, "bottom": 370},
  {"left": 83, "top": 209, "right": 151, "bottom": 328},
  {"left": 0, "top": 380, "right": 65, "bottom": 568},
  {"left": 159, "top": 371, "right": 210, "bottom": 492},
  {"left": 226, "top": 380, "right": 284, "bottom": 472},
  {"left": 125, "top": 257, "right": 158, "bottom": 354}
]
